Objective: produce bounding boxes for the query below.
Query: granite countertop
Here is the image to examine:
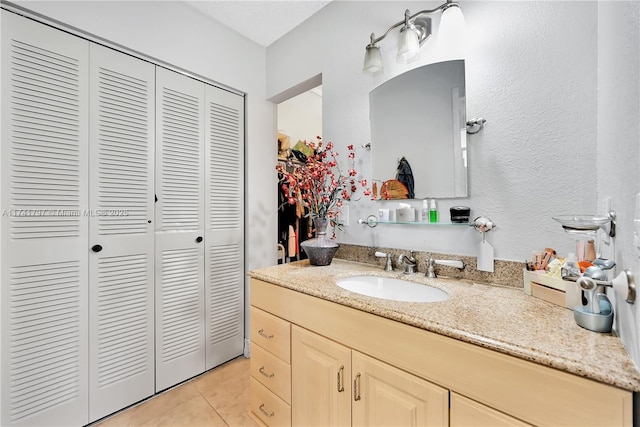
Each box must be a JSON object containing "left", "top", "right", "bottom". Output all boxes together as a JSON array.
[{"left": 248, "top": 259, "right": 640, "bottom": 392}]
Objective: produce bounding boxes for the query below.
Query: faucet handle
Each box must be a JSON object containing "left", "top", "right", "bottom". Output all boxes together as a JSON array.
[
  {"left": 426, "top": 258, "right": 436, "bottom": 278},
  {"left": 375, "top": 251, "right": 394, "bottom": 271},
  {"left": 434, "top": 259, "right": 465, "bottom": 269}
]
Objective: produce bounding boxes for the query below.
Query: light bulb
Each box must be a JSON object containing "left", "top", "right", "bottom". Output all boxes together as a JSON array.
[
  {"left": 438, "top": 5, "right": 466, "bottom": 56},
  {"left": 396, "top": 25, "right": 420, "bottom": 64},
  {"left": 363, "top": 45, "right": 383, "bottom": 75}
]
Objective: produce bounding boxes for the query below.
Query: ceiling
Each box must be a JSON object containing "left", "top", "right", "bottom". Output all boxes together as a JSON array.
[{"left": 182, "top": 0, "right": 333, "bottom": 47}]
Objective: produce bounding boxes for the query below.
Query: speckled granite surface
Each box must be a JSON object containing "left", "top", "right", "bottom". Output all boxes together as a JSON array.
[{"left": 248, "top": 259, "right": 640, "bottom": 392}]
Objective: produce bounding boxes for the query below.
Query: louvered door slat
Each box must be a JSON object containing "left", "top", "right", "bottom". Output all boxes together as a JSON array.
[
  {"left": 204, "top": 85, "right": 244, "bottom": 369},
  {"left": 9, "top": 35, "right": 82, "bottom": 241},
  {"left": 209, "top": 244, "right": 243, "bottom": 345},
  {"left": 209, "top": 101, "right": 242, "bottom": 230},
  {"left": 158, "top": 82, "right": 203, "bottom": 231},
  {"left": 1, "top": 11, "right": 89, "bottom": 427},
  {"left": 88, "top": 44, "right": 155, "bottom": 423},
  {"left": 155, "top": 68, "right": 205, "bottom": 392}
]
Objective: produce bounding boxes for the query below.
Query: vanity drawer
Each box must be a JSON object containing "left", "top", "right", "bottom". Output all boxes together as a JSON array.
[
  {"left": 251, "top": 343, "right": 291, "bottom": 404},
  {"left": 251, "top": 306, "right": 291, "bottom": 363},
  {"left": 250, "top": 377, "right": 291, "bottom": 427}
]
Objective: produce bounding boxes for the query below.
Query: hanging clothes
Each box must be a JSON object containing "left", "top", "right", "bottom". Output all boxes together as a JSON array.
[
  {"left": 396, "top": 156, "right": 415, "bottom": 199},
  {"left": 277, "top": 168, "right": 309, "bottom": 261}
]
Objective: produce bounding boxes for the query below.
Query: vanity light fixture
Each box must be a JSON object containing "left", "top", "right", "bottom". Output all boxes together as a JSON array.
[{"left": 363, "top": 0, "right": 464, "bottom": 75}]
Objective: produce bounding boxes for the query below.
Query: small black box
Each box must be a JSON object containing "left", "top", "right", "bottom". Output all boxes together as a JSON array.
[{"left": 450, "top": 206, "right": 471, "bottom": 223}]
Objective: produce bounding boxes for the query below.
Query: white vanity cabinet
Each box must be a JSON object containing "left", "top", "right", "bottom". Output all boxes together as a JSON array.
[{"left": 250, "top": 278, "right": 634, "bottom": 427}]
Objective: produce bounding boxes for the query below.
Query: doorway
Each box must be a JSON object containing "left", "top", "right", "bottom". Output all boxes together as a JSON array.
[{"left": 276, "top": 85, "right": 322, "bottom": 263}]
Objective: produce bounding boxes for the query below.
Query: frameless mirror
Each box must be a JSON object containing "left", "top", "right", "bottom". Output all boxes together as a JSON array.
[{"left": 369, "top": 60, "right": 467, "bottom": 199}]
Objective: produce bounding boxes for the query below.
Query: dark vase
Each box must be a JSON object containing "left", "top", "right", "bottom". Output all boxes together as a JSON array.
[{"left": 300, "top": 217, "right": 339, "bottom": 266}]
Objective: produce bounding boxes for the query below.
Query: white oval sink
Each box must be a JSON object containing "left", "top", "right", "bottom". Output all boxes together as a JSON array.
[{"left": 336, "top": 275, "right": 448, "bottom": 303}]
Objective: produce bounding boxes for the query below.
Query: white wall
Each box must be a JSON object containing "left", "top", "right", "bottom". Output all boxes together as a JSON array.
[
  {"left": 597, "top": 2, "right": 640, "bottom": 366},
  {"left": 12, "top": 0, "right": 277, "bottom": 342},
  {"left": 278, "top": 90, "right": 323, "bottom": 148},
  {"left": 267, "top": 1, "right": 598, "bottom": 261}
]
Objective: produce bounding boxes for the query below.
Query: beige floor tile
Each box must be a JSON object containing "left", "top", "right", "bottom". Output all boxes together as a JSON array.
[
  {"left": 97, "top": 382, "right": 201, "bottom": 427},
  {"left": 94, "top": 356, "right": 256, "bottom": 427},
  {"left": 193, "top": 357, "right": 258, "bottom": 427},
  {"left": 139, "top": 394, "right": 227, "bottom": 427}
]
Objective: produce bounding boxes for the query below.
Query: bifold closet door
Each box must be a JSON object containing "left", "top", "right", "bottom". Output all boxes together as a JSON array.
[
  {"left": 155, "top": 67, "right": 206, "bottom": 391},
  {"left": 204, "top": 86, "right": 245, "bottom": 368},
  {"left": 88, "top": 44, "right": 155, "bottom": 422},
  {"left": 1, "top": 10, "right": 89, "bottom": 427}
]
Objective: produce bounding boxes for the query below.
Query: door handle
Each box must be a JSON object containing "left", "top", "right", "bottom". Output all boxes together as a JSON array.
[
  {"left": 196, "top": 236, "right": 203, "bottom": 243},
  {"left": 91, "top": 244, "right": 103, "bottom": 253}
]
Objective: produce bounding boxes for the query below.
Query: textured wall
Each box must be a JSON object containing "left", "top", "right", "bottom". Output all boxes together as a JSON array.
[
  {"left": 597, "top": 2, "right": 640, "bottom": 367},
  {"left": 267, "top": 1, "right": 598, "bottom": 262}
]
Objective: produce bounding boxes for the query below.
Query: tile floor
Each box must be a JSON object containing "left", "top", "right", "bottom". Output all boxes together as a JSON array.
[{"left": 95, "top": 356, "right": 259, "bottom": 427}]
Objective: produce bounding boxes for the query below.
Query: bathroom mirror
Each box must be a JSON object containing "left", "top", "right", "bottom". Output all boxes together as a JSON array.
[{"left": 370, "top": 60, "right": 467, "bottom": 199}]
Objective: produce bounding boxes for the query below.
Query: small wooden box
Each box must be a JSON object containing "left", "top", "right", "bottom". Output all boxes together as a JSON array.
[{"left": 523, "top": 270, "right": 581, "bottom": 309}]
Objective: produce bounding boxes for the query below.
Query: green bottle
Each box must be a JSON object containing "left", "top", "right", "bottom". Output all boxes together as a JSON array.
[{"left": 429, "top": 199, "right": 438, "bottom": 223}]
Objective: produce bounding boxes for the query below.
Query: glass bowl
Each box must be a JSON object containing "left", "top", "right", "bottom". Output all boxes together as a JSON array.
[{"left": 552, "top": 215, "right": 610, "bottom": 232}]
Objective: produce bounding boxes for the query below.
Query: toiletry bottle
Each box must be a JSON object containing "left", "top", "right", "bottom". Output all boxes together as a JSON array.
[
  {"left": 585, "top": 239, "right": 596, "bottom": 262},
  {"left": 429, "top": 199, "right": 438, "bottom": 223},
  {"left": 565, "top": 252, "right": 580, "bottom": 277},
  {"left": 576, "top": 239, "right": 585, "bottom": 262},
  {"left": 421, "top": 199, "right": 429, "bottom": 222}
]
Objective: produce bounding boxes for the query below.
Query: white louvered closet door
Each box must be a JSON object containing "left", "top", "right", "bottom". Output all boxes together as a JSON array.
[
  {"left": 1, "top": 11, "right": 89, "bottom": 427},
  {"left": 88, "top": 44, "right": 155, "bottom": 421},
  {"left": 204, "top": 86, "right": 245, "bottom": 369},
  {"left": 155, "top": 67, "right": 206, "bottom": 391}
]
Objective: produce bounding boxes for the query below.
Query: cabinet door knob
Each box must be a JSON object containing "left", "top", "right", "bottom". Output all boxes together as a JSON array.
[
  {"left": 91, "top": 244, "right": 103, "bottom": 253},
  {"left": 196, "top": 236, "right": 203, "bottom": 243}
]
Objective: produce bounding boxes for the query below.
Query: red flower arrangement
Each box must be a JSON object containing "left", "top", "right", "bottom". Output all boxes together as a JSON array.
[{"left": 276, "top": 136, "right": 371, "bottom": 223}]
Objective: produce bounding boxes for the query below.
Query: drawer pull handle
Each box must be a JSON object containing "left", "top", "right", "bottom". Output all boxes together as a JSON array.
[
  {"left": 259, "top": 366, "right": 275, "bottom": 378},
  {"left": 259, "top": 403, "right": 274, "bottom": 418},
  {"left": 337, "top": 365, "right": 344, "bottom": 392},
  {"left": 258, "top": 329, "right": 274, "bottom": 339},
  {"left": 353, "top": 372, "right": 361, "bottom": 401}
]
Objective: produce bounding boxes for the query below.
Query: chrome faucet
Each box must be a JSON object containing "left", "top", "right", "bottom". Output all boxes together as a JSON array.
[{"left": 397, "top": 251, "right": 417, "bottom": 274}]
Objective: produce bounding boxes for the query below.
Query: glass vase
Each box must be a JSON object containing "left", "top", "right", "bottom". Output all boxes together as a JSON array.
[{"left": 300, "top": 217, "right": 339, "bottom": 266}]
